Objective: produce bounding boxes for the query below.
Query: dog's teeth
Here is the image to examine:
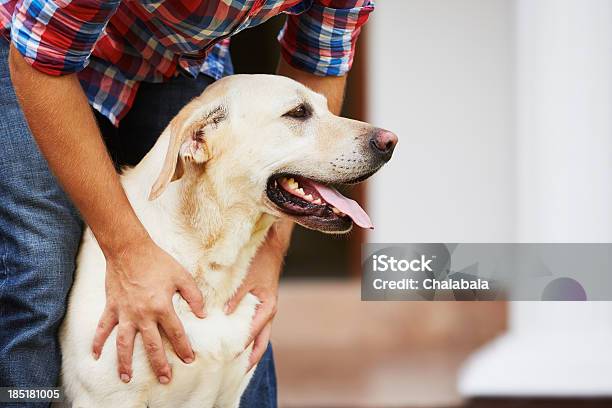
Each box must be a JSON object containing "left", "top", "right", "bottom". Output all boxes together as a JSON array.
[
  {"left": 282, "top": 177, "right": 300, "bottom": 191},
  {"left": 313, "top": 198, "right": 322, "bottom": 205},
  {"left": 296, "top": 188, "right": 305, "bottom": 196},
  {"left": 287, "top": 178, "right": 298, "bottom": 190},
  {"left": 304, "top": 194, "right": 313, "bottom": 201}
]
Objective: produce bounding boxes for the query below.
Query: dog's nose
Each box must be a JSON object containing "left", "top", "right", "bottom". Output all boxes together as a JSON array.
[{"left": 370, "top": 129, "right": 398, "bottom": 161}]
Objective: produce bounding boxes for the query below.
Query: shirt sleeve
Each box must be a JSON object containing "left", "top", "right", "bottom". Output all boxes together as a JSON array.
[
  {"left": 278, "top": 0, "right": 374, "bottom": 77},
  {"left": 10, "top": 0, "right": 120, "bottom": 75}
]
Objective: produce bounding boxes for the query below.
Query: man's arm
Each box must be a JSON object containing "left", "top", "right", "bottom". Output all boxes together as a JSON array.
[
  {"left": 8, "top": 44, "right": 204, "bottom": 384},
  {"left": 277, "top": 58, "right": 347, "bottom": 115}
]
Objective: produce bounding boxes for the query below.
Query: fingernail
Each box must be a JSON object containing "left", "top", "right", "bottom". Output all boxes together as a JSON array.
[
  {"left": 120, "top": 373, "right": 131, "bottom": 383},
  {"left": 158, "top": 376, "right": 170, "bottom": 384},
  {"left": 92, "top": 351, "right": 99, "bottom": 360},
  {"left": 184, "top": 356, "right": 194, "bottom": 364}
]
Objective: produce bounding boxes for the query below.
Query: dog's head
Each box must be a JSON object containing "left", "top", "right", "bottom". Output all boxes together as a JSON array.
[{"left": 149, "top": 74, "right": 397, "bottom": 233}]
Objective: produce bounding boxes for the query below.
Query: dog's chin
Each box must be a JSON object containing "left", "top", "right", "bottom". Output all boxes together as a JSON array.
[{"left": 264, "top": 173, "right": 375, "bottom": 234}]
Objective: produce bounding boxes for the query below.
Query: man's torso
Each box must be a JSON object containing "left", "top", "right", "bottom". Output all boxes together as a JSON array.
[{"left": 0, "top": 0, "right": 307, "bottom": 123}]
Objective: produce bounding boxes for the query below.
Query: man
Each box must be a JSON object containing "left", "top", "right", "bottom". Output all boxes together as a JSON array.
[{"left": 0, "top": 0, "right": 372, "bottom": 406}]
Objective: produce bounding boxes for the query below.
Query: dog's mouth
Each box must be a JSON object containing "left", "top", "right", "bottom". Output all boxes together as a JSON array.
[{"left": 265, "top": 175, "right": 373, "bottom": 233}]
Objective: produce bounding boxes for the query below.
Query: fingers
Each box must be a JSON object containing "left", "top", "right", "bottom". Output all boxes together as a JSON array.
[
  {"left": 224, "top": 284, "right": 249, "bottom": 315},
  {"left": 244, "top": 296, "right": 276, "bottom": 348},
  {"left": 115, "top": 322, "right": 136, "bottom": 383},
  {"left": 159, "top": 311, "right": 194, "bottom": 364},
  {"left": 247, "top": 322, "right": 271, "bottom": 373},
  {"left": 140, "top": 323, "right": 172, "bottom": 384},
  {"left": 92, "top": 308, "right": 118, "bottom": 360},
  {"left": 177, "top": 277, "right": 206, "bottom": 318}
]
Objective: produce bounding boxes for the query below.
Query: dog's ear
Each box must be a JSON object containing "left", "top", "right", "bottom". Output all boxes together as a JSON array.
[{"left": 148, "top": 105, "right": 226, "bottom": 200}]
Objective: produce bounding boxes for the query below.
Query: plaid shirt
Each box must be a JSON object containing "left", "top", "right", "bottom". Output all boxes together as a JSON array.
[{"left": 1, "top": 0, "right": 373, "bottom": 125}]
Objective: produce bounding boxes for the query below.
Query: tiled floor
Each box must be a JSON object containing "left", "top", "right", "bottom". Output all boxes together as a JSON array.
[
  {"left": 275, "top": 346, "right": 469, "bottom": 407},
  {"left": 272, "top": 280, "right": 506, "bottom": 407},
  {"left": 271, "top": 281, "right": 612, "bottom": 408}
]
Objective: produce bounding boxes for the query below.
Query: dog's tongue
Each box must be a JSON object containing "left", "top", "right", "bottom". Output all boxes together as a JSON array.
[{"left": 309, "top": 181, "right": 374, "bottom": 229}]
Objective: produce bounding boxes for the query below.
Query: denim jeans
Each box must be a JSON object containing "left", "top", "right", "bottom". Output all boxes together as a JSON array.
[{"left": 0, "top": 38, "right": 276, "bottom": 407}]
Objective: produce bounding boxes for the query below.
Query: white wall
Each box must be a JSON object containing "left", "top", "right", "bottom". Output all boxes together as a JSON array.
[
  {"left": 459, "top": 1, "right": 612, "bottom": 396},
  {"left": 366, "top": 0, "right": 516, "bottom": 243},
  {"left": 516, "top": 0, "right": 612, "bottom": 242}
]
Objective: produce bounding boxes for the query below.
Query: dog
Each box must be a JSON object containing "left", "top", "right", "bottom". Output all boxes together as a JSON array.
[{"left": 59, "top": 74, "right": 397, "bottom": 407}]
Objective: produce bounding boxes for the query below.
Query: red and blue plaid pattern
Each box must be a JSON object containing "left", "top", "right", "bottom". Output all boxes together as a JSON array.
[{"left": 1, "top": 0, "right": 373, "bottom": 125}]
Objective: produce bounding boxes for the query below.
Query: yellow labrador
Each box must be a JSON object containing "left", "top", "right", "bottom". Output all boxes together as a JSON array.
[{"left": 59, "top": 74, "right": 397, "bottom": 407}]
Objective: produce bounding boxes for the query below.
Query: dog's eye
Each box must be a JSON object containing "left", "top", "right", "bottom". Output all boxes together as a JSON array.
[{"left": 283, "top": 104, "right": 311, "bottom": 120}]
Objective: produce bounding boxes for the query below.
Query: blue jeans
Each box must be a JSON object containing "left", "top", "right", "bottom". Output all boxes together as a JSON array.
[{"left": 0, "top": 38, "right": 276, "bottom": 407}]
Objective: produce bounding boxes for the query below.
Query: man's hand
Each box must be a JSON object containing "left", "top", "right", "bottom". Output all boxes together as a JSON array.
[
  {"left": 92, "top": 238, "right": 205, "bottom": 384},
  {"left": 224, "top": 220, "right": 292, "bottom": 372}
]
